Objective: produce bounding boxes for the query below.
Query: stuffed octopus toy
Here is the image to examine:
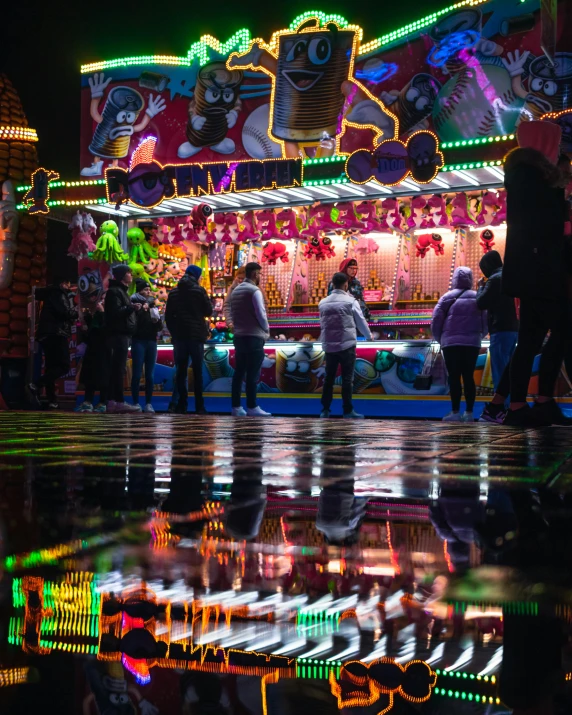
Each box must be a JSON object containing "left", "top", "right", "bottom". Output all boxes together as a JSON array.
[
  {"left": 127, "top": 226, "right": 158, "bottom": 264},
  {"left": 262, "top": 241, "right": 289, "bottom": 265},
  {"left": 303, "top": 235, "right": 336, "bottom": 261},
  {"left": 416, "top": 233, "right": 445, "bottom": 258},
  {"left": 92, "top": 220, "right": 129, "bottom": 263}
]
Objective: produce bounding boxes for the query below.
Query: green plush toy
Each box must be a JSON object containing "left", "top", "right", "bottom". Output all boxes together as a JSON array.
[
  {"left": 92, "top": 219, "right": 129, "bottom": 263},
  {"left": 127, "top": 226, "right": 158, "bottom": 265}
]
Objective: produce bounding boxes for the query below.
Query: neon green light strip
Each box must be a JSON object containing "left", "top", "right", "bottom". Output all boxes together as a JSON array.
[
  {"left": 303, "top": 178, "right": 349, "bottom": 187},
  {"left": 17, "top": 198, "right": 108, "bottom": 210},
  {"left": 81, "top": 1, "right": 490, "bottom": 73},
  {"left": 303, "top": 156, "right": 346, "bottom": 166},
  {"left": 434, "top": 688, "right": 500, "bottom": 704},
  {"left": 435, "top": 669, "right": 495, "bottom": 683},
  {"left": 16, "top": 179, "right": 107, "bottom": 192},
  {"left": 441, "top": 134, "right": 515, "bottom": 149},
  {"left": 441, "top": 159, "right": 502, "bottom": 171}
]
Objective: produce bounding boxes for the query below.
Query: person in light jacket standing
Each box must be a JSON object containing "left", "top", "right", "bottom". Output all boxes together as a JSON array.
[
  {"left": 431, "top": 266, "right": 487, "bottom": 422},
  {"left": 229, "top": 262, "right": 271, "bottom": 417},
  {"left": 319, "top": 271, "right": 372, "bottom": 419}
]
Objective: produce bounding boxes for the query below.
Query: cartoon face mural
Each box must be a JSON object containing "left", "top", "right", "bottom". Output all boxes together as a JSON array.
[
  {"left": 228, "top": 17, "right": 397, "bottom": 158},
  {"left": 276, "top": 345, "right": 324, "bottom": 392},
  {"left": 526, "top": 53, "right": 572, "bottom": 119},
  {"left": 81, "top": 74, "right": 166, "bottom": 176},
  {"left": 178, "top": 61, "right": 244, "bottom": 159},
  {"left": 78, "top": 267, "right": 104, "bottom": 308},
  {"left": 384, "top": 74, "right": 442, "bottom": 135}
]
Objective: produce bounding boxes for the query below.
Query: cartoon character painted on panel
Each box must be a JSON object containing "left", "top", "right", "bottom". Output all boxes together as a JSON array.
[
  {"left": 380, "top": 74, "right": 442, "bottom": 136},
  {"left": 227, "top": 16, "right": 397, "bottom": 158},
  {"left": 82, "top": 74, "right": 166, "bottom": 176},
  {"left": 178, "top": 61, "right": 243, "bottom": 158}
]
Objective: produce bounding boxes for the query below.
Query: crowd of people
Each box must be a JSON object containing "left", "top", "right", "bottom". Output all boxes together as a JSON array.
[{"left": 30, "top": 121, "right": 571, "bottom": 424}]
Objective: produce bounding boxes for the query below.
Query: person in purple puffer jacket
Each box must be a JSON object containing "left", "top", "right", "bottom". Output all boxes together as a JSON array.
[{"left": 431, "top": 266, "right": 487, "bottom": 422}]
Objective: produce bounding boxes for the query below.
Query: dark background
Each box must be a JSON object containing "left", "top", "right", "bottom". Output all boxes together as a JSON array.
[{"left": 2, "top": 0, "right": 427, "bottom": 279}]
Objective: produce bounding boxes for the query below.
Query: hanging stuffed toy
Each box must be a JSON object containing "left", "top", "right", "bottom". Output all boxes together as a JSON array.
[
  {"left": 334, "top": 202, "right": 363, "bottom": 231},
  {"left": 306, "top": 204, "right": 339, "bottom": 231},
  {"left": 127, "top": 226, "right": 158, "bottom": 264},
  {"left": 475, "top": 191, "right": 496, "bottom": 226},
  {"left": 237, "top": 210, "right": 260, "bottom": 242},
  {"left": 355, "top": 236, "right": 379, "bottom": 254},
  {"left": 428, "top": 195, "right": 448, "bottom": 226},
  {"left": 92, "top": 220, "right": 129, "bottom": 263},
  {"left": 480, "top": 228, "right": 495, "bottom": 253},
  {"left": 67, "top": 211, "right": 97, "bottom": 259},
  {"left": 355, "top": 200, "right": 382, "bottom": 232},
  {"left": 450, "top": 192, "right": 476, "bottom": 227},
  {"left": 491, "top": 190, "right": 507, "bottom": 225},
  {"left": 256, "top": 209, "right": 281, "bottom": 240},
  {"left": 211, "top": 213, "right": 233, "bottom": 244},
  {"left": 416, "top": 233, "right": 445, "bottom": 258},
  {"left": 262, "top": 241, "right": 289, "bottom": 265},
  {"left": 410, "top": 196, "right": 428, "bottom": 229},
  {"left": 304, "top": 235, "right": 336, "bottom": 260},
  {"left": 382, "top": 197, "right": 403, "bottom": 231},
  {"left": 276, "top": 207, "right": 301, "bottom": 239}
]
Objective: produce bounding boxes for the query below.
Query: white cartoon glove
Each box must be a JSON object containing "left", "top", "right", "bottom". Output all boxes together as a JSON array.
[
  {"left": 475, "top": 38, "right": 502, "bottom": 57},
  {"left": 501, "top": 50, "right": 530, "bottom": 78},
  {"left": 88, "top": 73, "right": 112, "bottom": 99},
  {"left": 226, "top": 109, "right": 238, "bottom": 128},
  {"left": 228, "top": 42, "right": 263, "bottom": 68},
  {"left": 312, "top": 366, "right": 326, "bottom": 379},
  {"left": 138, "top": 699, "right": 159, "bottom": 715},
  {"left": 191, "top": 115, "right": 207, "bottom": 130},
  {"left": 145, "top": 94, "right": 167, "bottom": 118}
]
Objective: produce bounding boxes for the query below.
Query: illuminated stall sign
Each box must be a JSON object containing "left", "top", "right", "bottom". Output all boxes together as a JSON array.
[{"left": 106, "top": 154, "right": 302, "bottom": 209}]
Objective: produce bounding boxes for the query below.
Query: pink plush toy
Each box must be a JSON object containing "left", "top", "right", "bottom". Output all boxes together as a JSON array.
[
  {"left": 480, "top": 228, "right": 495, "bottom": 253},
  {"left": 170, "top": 221, "right": 185, "bottom": 244},
  {"left": 237, "top": 210, "right": 260, "bottom": 242},
  {"left": 303, "top": 235, "right": 335, "bottom": 260},
  {"left": 450, "top": 192, "right": 476, "bottom": 227},
  {"left": 491, "top": 190, "right": 506, "bottom": 225},
  {"left": 67, "top": 211, "right": 97, "bottom": 259},
  {"left": 410, "top": 196, "right": 428, "bottom": 229},
  {"left": 334, "top": 201, "right": 363, "bottom": 231},
  {"left": 276, "top": 207, "right": 301, "bottom": 239},
  {"left": 382, "top": 198, "right": 402, "bottom": 231},
  {"left": 212, "top": 213, "right": 233, "bottom": 244},
  {"left": 428, "top": 195, "right": 448, "bottom": 227},
  {"left": 256, "top": 209, "right": 280, "bottom": 240},
  {"left": 262, "top": 241, "right": 289, "bottom": 265},
  {"left": 307, "top": 204, "right": 339, "bottom": 231},
  {"left": 475, "top": 192, "right": 496, "bottom": 226},
  {"left": 355, "top": 201, "right": 382, "bottom": 232},
  {"left": 416, "top": 232, "right": 445, "bottom": 258},
  {"left": 355, "top": 236, "right": 379, "bottom": 254}
]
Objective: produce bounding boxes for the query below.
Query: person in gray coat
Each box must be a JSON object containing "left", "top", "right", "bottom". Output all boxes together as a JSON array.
[
  {"left": 431, "top": 266, "right": 487, "bottom": 422},
  {"left": 319, "top": 271, "right": 372, "bottom": 419}
]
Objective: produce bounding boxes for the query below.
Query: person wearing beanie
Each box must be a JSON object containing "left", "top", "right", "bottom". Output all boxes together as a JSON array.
[
  {"left": 165, "top": 263, "right": 213, "bottom": 414},
  {"left": 229, "top": 262, "right": 271, "bottom": 417},
  {"left": 28, "top": 276, "right": 78, "bottom": 409},
  {"left": 329, "top": 258, "right": 370, "bottom": 323},
  {"left": 102, "top": 264, "right": 141, "bottom": 414},
  {"left": 476, "top": 250, "right": 519, "bottom": 423},
  {"left": 130, "top": 280, "right": 162, "bottom": 413},
  {"left": 501, "top": 121, "right": 571, "bottom": 426}
]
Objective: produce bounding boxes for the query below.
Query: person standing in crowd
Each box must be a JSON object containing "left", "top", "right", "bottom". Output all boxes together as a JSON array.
[
  {"left": 431, "top": 266, "right": 487, "bottom": 422},
  {"left": 165, "top": 264, "right": 212, "bottom": 415},
  {"left": 103, "top": 264, "right": 141, "bottom": 414},
  {"left": 319, "top": 271, "right": 372, "bottom": 419},
  {"left": 329, "top": 258, "right": 371, "bottom": 322},
  {"left": 29, "top": 277, "right": 78, "bottom": 409},
  {"left": 502, "top": 121, "right": 571, "bottom": 426},
  {"left": 476, "top": 251, "right": 519, "bottom": 424},
  {"left": 223, "top": 265, "right": 246, "bottom": 332},
  {"left": 130, "top": 279, "right": 162, "bottom": 413},
  {"left": 230, "top": 262, "right": 270, "bottom": 417},
  {"left": 76, "top": 299, "right": 107, "bottom": 413}
]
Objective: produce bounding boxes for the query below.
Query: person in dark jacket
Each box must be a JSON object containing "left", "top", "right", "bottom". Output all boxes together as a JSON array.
[
  {"left": 102, "top": 264, "right": 141, "bottom": 414},
  {"left": 476, "top": 250, "right": 519, "bottom": 423},
  {"left": 29, "top": 277, "right": 78, "bottom": 408},
  {"left": 431, "top": 266, "right": 487, "bottom": 422},
  {"left": 76, "top": 300, "right": 107, "bottom": 413},
  {"left": 165, "top": 264, "right": 213, "bottom": 414},
  {"left": 502, "top": 121, "right": 571, "bottom": 426},
  {"left": 130, "top": 279, "right": 162, "bottom": 413},
  {"left": 329, "top": 258, "right": 371, "bottom": 322}
]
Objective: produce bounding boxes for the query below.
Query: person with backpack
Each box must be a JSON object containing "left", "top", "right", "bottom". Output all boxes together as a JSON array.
[
  {"left": 29, "top": 277, "right": 78, "bottom": 409},
  {"left": 431, "top": 266, "right": 487, "bottom": 422},
  {"left": 130, "top": 279, "right": 162, "bottom": 413}
]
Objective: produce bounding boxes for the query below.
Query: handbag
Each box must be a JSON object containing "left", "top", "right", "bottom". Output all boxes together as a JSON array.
[{"left": 414, "top": 289, "right": 468, "bottom": 390}]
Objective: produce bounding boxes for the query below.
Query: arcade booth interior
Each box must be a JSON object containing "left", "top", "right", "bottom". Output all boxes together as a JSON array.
[{"left": 5, "top": 0, "right": 572, "bottom": 415}]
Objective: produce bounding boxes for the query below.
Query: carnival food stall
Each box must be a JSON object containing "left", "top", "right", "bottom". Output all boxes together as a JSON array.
[{"left": 15, "top": 0, "right": 572, "bottom": 415}]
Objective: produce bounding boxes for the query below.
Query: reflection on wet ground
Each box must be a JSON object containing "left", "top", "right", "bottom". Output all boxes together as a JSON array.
[{"left": 1, "top": 413, "right": 572, "bottom": 713}]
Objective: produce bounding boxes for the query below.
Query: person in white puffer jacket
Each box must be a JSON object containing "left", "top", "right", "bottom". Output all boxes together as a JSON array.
[{"left": 319, "top": 271, "right": 372, "bottom": 419}]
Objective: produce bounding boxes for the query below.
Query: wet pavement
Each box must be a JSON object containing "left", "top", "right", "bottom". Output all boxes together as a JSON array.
[{"left": 1, "top": 412, "right": 572, "bottom": 713}]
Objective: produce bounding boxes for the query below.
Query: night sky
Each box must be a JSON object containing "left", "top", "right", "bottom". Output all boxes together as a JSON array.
[{"left": 3, "top": 0, "right": 428, "bottom": 176}]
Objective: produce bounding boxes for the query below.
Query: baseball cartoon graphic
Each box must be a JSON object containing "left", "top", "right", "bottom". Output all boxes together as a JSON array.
[
  {"left": 227, "top": 16, "right": 397, "bottom": 158},
  {"left": 81, "top": 74, "right": 166, "bottom": 176},
  {"left": 178, "top": 61, "right": 244, "bottom": 158},
  {"left": 242, "top": 104, "right": 283, "bottom": 159}
]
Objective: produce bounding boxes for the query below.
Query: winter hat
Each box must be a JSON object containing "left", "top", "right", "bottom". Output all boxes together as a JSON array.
[
  {"left": 479, "top": 250, "right": 503, "bottom": 278},
  {"left": 517, "top": 121, "right": 562, "bottom": 165},
  {"left": 113, "top": 264, "right": 132, "bottom": 282},
  {"left": 186, "top": 264, "right": 202, "bottom": 280},
  {"left": 135, "top": 278, "right": 148, "bottom": 293}
]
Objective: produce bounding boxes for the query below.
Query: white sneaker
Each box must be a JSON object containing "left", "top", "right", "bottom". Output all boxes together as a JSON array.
[
  {"left": 246, "top": 406, "right": 271, "bottom": 417},
  {"left": 442, "top": 411, "right": 462, "bottom": 422},
  {"left": 114, "top": 402, "right": 141, "bottom": 414},
  {"left": 76, "top": 401, "right": 94, "bottom": 413},
  {"left": 143, "top": 403, "right": 155, "bottom": 413},
  {"left": 232, "top": 406, "right": 247, "bottom": 417},
  {"left": 461, "top": 411, "right": 474, "bottom": 422},
  {"left": 130, "top": 403, "right": 142, "bottom": 412},
  {"left": 80, "top": 160, "right": 104, "bottom": 176}
]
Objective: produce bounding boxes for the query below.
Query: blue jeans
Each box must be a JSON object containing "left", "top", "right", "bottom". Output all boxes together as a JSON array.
[
  {"left": 131, "top": 339, "right": 157, "bottom": 404},
  {"left": 489, "top": 331, "right": 518, "bottom": 392}
]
